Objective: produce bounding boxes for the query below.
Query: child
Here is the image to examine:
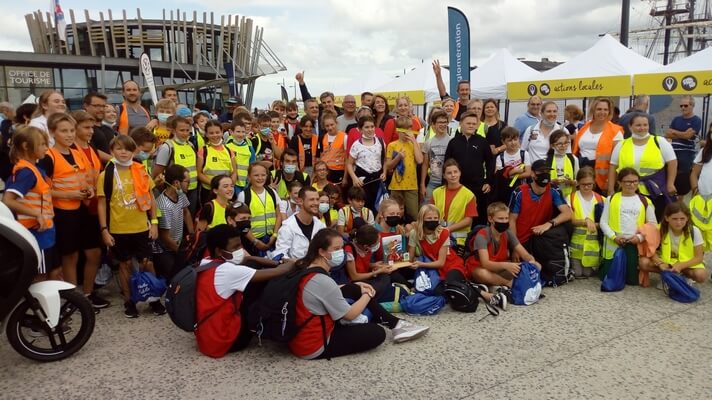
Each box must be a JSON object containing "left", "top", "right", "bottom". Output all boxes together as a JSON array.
[
  {"left": 419, "top": 110, "right": 453, "bottom": 204},
  {"left": 284, "top": 101, "right": 300, "bottom": 140},
  {"left": 468, "top": 202, "right": 540, "bottom": 296},
  {"left": 251, "top": 112, "right": 278, "bottom": 168},
  {"left": 38, "top": 114, "right": 93, "bottom": 288},
  {"left": 129, "top": 127, "right": 158, "bottom": 175},
  {"left": 599, "top": 167, "right": 658, "bottom": 285},
  {"left": 492, "top": 126, "right": 531, "bottom": 204},
  {"left": 323, "top": 183, "right": 344, "bottom": 210},
  {"left": 154, "top": 164, "right": 194, "bottom": 280},
  {"left": 320, "top": 112, "right": 347, "bottom": 183},
  {"left": 318, "top": 191, "right": 338, "bottom": 229},
  {"left": 97, "top": 135, "right": 164, "bottom": 318},
  {"left": 347, "top": 116, "right": 386, "bottom": 211},
  {"left": 280, "top": 180, "right": 302, "bottom": 220},
  {"left": 337, "top": 186, "right": 375, "bottom": 239},
  {"left": 197, "top": 120, "right": 237, "bottom": 202},
  {"left": 690, "top": 136, "right": 712, "bottom": 250},
  {"left": 197, "top": 174, "right": 235, "bottom": 231},
  {"left": 389, "top": 191, "right": 415, "bottom": 227},
  {"left": 374, "top": 200, "right": 413, "bottom": 284},
  {"left": 225, "top": 120, "right": 255, "bottom": 194},
  {"left": 289, "top": 116, "right": 319, "bottom": 176},
  {"left": 344, "top": 224, "right": 397, "bottom": 294},
  {"left": 236, "top": 163, "right": 282, "bottom": 255},
  {"left": 385, "top": 116, "right": 423, "bottom": 221},
  {"left": 568, "top": 166, "right": 603, "bottom": 278},
  {"left": 431, "top": 159, "right": 477, "bottom": 250},
  {"left": 2, "top": 127, "right": 57, "bottom": 279},
  {"left": 312, "top": 161, "right": 331, "bottom": 192},
  {"left": 191, "top": 110, "right": 208, "bottom": 149},
  {"left": 153, "top": 98, "right": 176, "bottom": 145},
  {"left": 152, "top": 116, "right": 199, "bottom": 215},
  {"left": 376, "top": 199, "right": 410, "bottom": 237},
  {"left": 639, "top": 202, "right": 706, "bottom": 284},
  {"left": 271, "top": 149, "right": 311, "bottom": 199},
  {"left": 546, "top": 129, "right": 579, "bottom": 199},
  {"left": 268, "top": 110, "right": 287, "bottom": 163},
  {"left": 408, "top": 204, "right": 507, "bottom": 311}
]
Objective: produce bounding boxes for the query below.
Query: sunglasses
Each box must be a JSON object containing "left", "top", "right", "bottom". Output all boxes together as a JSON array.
[{"left": 680, "top": 104, "right": 690, "bottom": 108}]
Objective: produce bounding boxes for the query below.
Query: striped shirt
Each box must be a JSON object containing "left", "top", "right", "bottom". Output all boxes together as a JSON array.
[{"left": 156, "top": 191, "right": 189, "bottom": 252}]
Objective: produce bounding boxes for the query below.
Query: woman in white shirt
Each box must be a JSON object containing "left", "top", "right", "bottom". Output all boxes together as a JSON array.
[
  {"left": 29, "top": 90, "right": 66, "bottom": 146},
  {"left": 522, "top": 101, "right": 565, "bottom": 162}
]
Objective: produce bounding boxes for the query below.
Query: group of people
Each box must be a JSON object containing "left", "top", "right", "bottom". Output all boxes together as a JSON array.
[{"left": 0, "top": 62, "right": 710, "bottom": 360}]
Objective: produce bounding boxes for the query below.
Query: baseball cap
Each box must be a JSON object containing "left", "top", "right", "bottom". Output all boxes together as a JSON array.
[{"left": 531, "top": 159, "right": 553, "bottom": 172}]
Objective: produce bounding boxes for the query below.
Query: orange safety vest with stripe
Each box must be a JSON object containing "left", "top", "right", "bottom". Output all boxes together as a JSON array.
[
  {"left": 296, "top": 134, "right": 318, "bottom": 171},
  {"left": 320, "top": 132, "right": 346, "bottom": 171},
  {"left": 12, "top": 159, "right": 54, "bottom": 230},
  {"left": 129, "top": 162, "right": 153, "bottom": 212},
  {"left": 572, "top": 120, "right": 623, "bottom": 191},
  {"left": 117, "top": 101, "right": 150, "bottom": 135},
  {"left": 48, "top": 147, "right": 89, "bottom": 210},
  {"left": 342, "top": 206, "right": 370, "bottom": 233}
]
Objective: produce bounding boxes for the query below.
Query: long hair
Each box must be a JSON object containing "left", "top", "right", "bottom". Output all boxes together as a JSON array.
[
  {"left": 415, "top": 204, "right": 443, "bottom": 241},
  {"left": 296, "top": 228, "right": 341, "bottom": 270},
  {"left": 9, "top": 126, "right": 48, "bottom": 163},
  {"left": 701, "top": 126, "right": 712, "bottom": 164},
  {"left": 660, "top": 201, "right": 693, "bottom": 241}
]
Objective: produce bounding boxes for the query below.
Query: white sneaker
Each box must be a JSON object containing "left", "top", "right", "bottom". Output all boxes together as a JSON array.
[{"left": 392, "top": 320, "right": 429, "bottom": 343}]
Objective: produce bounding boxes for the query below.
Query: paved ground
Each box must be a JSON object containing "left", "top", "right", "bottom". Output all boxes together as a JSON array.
[{"left": 2, "top": 264, "right": 712, "bottom": 400}]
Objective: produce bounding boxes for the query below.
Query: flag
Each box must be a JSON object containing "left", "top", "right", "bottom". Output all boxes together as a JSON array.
[
  {"left": 224, "top": 62, "right": 237, "bottom": 97},
  {"left": 140, "top": 53, "right": 158, "bottom": 106},
  {"left": 51, "top": 0, "right": 67, "bottom": 42},
  {"left": 447, "top": 7, "right": 471, "bottom": 97},
  {"left": 280, "top": 85, "right": 289, "bottom": 102}
]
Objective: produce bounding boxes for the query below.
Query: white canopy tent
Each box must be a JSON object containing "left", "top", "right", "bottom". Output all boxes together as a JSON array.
[
  {"left": 470, "top": 48, "right": 539, "bottom": 99},
  {"left": 644, "top": 45, "right": 712, "bottom": 74}
]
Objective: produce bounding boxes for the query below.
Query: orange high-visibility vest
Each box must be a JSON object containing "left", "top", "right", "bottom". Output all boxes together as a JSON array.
[
  {"left": 572, "top": 120, "right": 622, "bottom": 191},
  {"left": 297, "top": 134, "right": 318, "bottom": 171},
  {"left": 48, "top": 147, "right": 89, "bottom": 210},
  {"left": 320, "top": 132, "right": 346, "bottom": 171},
  {"left": 12, "top": 159, "right": 55, "bottom": 230}
]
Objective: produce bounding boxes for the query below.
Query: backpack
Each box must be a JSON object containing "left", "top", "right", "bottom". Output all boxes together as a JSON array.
[
  {"left": 399, "top": 293, "right": 446, "bottom": 316},
  {"left": 249, "top": 267, "right": 329, "bottom": 343},
  {"left": 242, "top": 185, "right": 277, "bottom": 209},
  {"left": 165, "top": 260, "right": 223, "bottom": 332},
  {"left": 414, "top": 267, "right": 441, "bottom": 295},
  {"left": 529, "top": 224, "right": 573, "bottom": 287},
  {"left": 601, "top": 247, "right": 626, "bottom": 292},
  {"left": 660, "top": 270, "right": 700, "bottom": 303},
  {"left": 512, "top": 262, "right": 542, "bottom": 305},
  {"left": 443, "top": 280, "right": 480, "bottom": 312}
]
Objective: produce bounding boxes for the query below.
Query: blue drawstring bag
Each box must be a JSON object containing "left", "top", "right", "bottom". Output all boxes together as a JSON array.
[
  {"left": 512, "top": 262, "right": 542, "bottom": 305},
  {"left": 414, "top": 255, "right": 440, "bottom": 295},
  {"left": 660, "top": 271, "right": 700, "bottom": 303},
  {"left": 392, "top": 151, "right": 405, "bottom": 176},
  {"left": 400, "top": 293, "right": 446, "bottom": 316},
  {"left": 601, "top": 247, "right": 626, "bottom": 292},
  {"left": 374, "top": 181, "right": 390, "bottom": 210},
  {"left": 131, "top": 271, "right": 167, "bottom": 304}
]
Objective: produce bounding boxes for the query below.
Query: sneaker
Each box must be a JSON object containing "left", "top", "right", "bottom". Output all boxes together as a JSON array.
[
  {"left": 495, "top": 286, "right": 513, "bottom": 304},
  {"left": 149, "top": 300, "right": 167, "bottom": 316},
  {"left": 87, "top": 293, "right": 110, "bottom": 309},
  {"left": 472, "top": 283, "right": 489, "bottom": 293},
  {"left": 489, "top": 292, "right": 508, "bottom": 311},
  {"left": 124, "top": 301, "right": 139, "bottom": 318},
  {"left": 392, "top": 320, "right": 429, "bottom": 343},
  {"left": 686, "top": 278, "right": 697, "bottom": 286}
]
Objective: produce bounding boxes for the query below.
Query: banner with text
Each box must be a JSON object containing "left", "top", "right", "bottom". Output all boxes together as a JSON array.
[
  {"left": 634, "top": 70, "right": 712, "bottom": 95},
  {"left": 507, "top": 75, "right": 632, "bottom": 100},
  {"left": 139, "top": 53, "right": 158, "bottom": 106},
  {"left": 447, "top": 7, "right": 470, "bottom": 97}
]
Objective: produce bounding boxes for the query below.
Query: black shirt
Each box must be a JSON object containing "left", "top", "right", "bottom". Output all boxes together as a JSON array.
[
  {"left": 485, "top": 120, "right": 508, "bottom": 149},
  {"left": 295, "top": 215, "right": 314, "bottom": 239},
  {"left": 443, "top": 133, "right": 494, "bottom": 192},
  {"left": 91, "top": 124, "right": 117, "bottom": 156}
]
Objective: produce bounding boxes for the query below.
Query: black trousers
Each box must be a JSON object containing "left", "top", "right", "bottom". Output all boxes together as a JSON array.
[{"left": 228, "top": 281, "right": 266, "bottom": 353}]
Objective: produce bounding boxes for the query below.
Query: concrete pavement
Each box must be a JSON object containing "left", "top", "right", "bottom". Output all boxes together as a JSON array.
[{"left": 1, "top": 268, "right": 711, "bottom": 399}]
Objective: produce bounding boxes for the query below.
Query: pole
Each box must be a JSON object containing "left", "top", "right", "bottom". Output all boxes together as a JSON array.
[
  {"left": 687, "top": 0, "right": 696, "bottom": 56},
  {"left": 663, "top": 0, "right": 674, "bottom": 65},
  {"left": 620, "top": 0, "right": 630, "bottom": 46}
]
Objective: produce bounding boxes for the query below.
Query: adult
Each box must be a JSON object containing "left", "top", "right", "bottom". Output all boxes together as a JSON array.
[
  {"left": 666, "top": 95, "right": 702, "bottom": 196},
  {"left": 336, "top": 95, "right": 357, "bottom": 132},
  {"left": 432, "top": 59, "right": 469, "bottom": 121},
  {"left": 195, "top": 224, "right": 294, "bottom": 358},
  {"left": 0, "top": 102, "right": 15, "bottom": 181},
  {"left": 571, "top": 97, "right": 624, "bottom": 194},
  {"left": 382, "top": 96, "right": 422, "bottom": 145},
  {"left": 564, "top": 104, "right": 584, "bottom": 135},
  {"left": 218, "top": 97, "right": 242, "bottom": 123},
  {"left": 117, "top": 80, "right": 152, "bottom": 135},
  {"left": 522, "top": 101, "right": 565, "bottom": 162},
  {"left": 274, "top": 186, "right": 326, "bottom": 260},
  {"left": 289, "top": 228, "right": 428, "bottom": 360},
  {"left": 618, "top": 95, "right": 657, "bottom": 138},
  {"left": 295, "top": 71, "right": 342, "bottom": 119},
  {"left": 162, "top": 87, "right": 179, "bottom": 104},
  {"left": 303, "top": 99, "right": 322, "bottom": 135},
  {"left": 609, "top": 114, "right": 677, "bottom": 219},
  {"left": 509, "top": 160, "right": 572, "bottom": 248},
  {"left": 483, "top": 99, "right": 508, "bottom": 156},
  {"left": 360, "top": 92, "right": 374, "bottom": 108},
  {"left": 513, "top": 96, "right": 542, "bottom": 139},
  {"left": 444, "top": 111, "right": 493, "bottom": 225},
  {"left": 82, "top": 92, "right": 115, "bottom": 162},
  {"left": 0, "top": 102, "right": 14, "bottom": 127},
  {"left": 372, "top": 94, "right": 393, "bottom": 132},
  {"left": 29, "top": 90, "right": 66, "bottom": 141}
]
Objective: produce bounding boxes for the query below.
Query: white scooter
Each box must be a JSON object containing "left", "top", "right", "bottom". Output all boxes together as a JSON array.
[{"left": 0, "top": 202, "right": 95, "bottom": 362}]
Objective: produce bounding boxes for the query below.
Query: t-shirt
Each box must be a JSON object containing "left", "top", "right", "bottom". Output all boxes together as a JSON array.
[
  {"left": 90, "top": 124, "right": 117, "bottom": 156},
  {"left": 337, "top": 207, "right": 375, "bottom": 226},
  {"left": 693, "top": 150, "right": 712, "bottom": 196},
  {"left": 125, "top": 105, "right": 150, "bottom": 131},
  {"left": 509, "top": 186, "right": 566, "bottom": 214},
  {"left": 279, "top": 199, "right": 300, "bottom": 219},
  {"left": 156, "top": 191, "right": 190, "bottom": 252},
  {"left": 422, "top": 134, "right": 452, "bottom": 186},
  {"left": 610, "top": 137, "right": 676, "bottom": 168},
  {"left": 473, "top": 229, "right": 519, "bottom": 257},
  {"left": 408, "top": 229, "right": 450, "bottom": 250},
  {"left": 386, "top": 140, "right": 418, "bottom": 191},
  {"left": 495, "top": 150, "right": 531, "bottom": 171},
  {"left": 5, "top": 166, "right": 56, "bottom": 249},
  {"left": 669, "top": 115, "right": 701, "bottom": 154},
  {"left": 349, "top": 138, "right": 383, "bottom": 174},
  {"left": 485, "top": 121, "right": 507, "bottom": 148},
  {"left": 301, "top": 272, "right": 350, "bottom": 358},
  {"left": 568, "top": 191, "right": 595, "bottom": 218},
  {"left": 251, "top": 135, "right": 274, "bottom": 164},
  {"left": 153, "top": 126, "right": 171, "bottom": 145},
  {"left": 336, "top": 115, "right": 356, "bottom": 133},
  {"left": 210, "top": 261, "right": 256, "bottom": 299},
  {"left": 600, "top": 194, "right": 657, "bottom": 239},
  {"left": 577, "top": 125, "right": 624, "bottom": 161},
  {"left": 663, "top": 226, "right": 704, "bottom": 261},
  {"left": 521, "top": 121, "right": 567, "bottom": 162},
  {"left": 97, "top": 166, "right": 155, "bottom": 234},
  {"left": 295, "top": 216, "right": 315, "bottom": 240}
]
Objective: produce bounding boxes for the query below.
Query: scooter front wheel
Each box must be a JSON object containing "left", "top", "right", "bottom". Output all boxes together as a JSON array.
[{"left": 6, "top": 289, "right": 95, "bottom": 362}]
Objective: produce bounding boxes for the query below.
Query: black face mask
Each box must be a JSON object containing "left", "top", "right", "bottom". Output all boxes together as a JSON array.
[
  {"left": 423, "top": 220, "right": 440, "bottom": 231},
  {"left": 385, "top": 216, "right": 403, "bottom": 227},
  {"left": 493, "top": 221, "right": 509, "bottom": 233},
  {"left": 234, "top": 220, "right": 252, "bottom": 234},
  {"left": 535, "top": 173, "right": 550, "bottom": 186}
]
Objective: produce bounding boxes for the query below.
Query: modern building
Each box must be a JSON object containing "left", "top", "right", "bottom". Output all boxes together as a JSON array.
[{"left": 0, "top": 8, "right": 286, "bottom": 110}]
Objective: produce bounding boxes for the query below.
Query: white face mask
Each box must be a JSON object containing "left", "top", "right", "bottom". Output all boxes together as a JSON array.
[
  {"left": 370, "top": 241, "right": 381, "bottom": 253},
  {"left": 632, "top": 132, "right": 650, "bottom": 140},
  {"left": 113, "top": 157, "right": 133, "bottom": 167},
  {"left": 224, "top": 248, "right": 245, "bottom": 265}
]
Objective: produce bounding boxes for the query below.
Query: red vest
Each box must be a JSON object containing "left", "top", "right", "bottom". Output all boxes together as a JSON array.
[
  {"left": 346, "top": 244, "right": 373, "bottom": 274},
  {"left": 289, "top": 272, "right": 336, "bottom": 358},
  {"left": 194, "top": 263, "right": 243, "bottom": 358},
  {"left": 515, "top": 184, "right": 553, "bottom": 244},
  {"left": 418, "top": 228, "right": 466, "bottom": 279},
  {"left": 466, "top": 229, "right": 510, "bottom": 271}
]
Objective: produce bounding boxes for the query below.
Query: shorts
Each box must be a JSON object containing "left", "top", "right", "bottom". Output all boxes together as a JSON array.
[
  {"left": 38, "top": 246, "right": 60, "bottom": 274},
  {"left": 53, "top": 208, "right": 82, "bottom": 255},
  {"left": 79, "top": 207, "right": 102, "bottom": 250},
  {"left": 111, "top": 231, "right": 151, "bottom": 262}
]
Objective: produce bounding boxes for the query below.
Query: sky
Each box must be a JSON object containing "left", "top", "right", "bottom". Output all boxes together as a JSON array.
[{"left": 0, "top": 0, "right": 659, "bottom": 108}]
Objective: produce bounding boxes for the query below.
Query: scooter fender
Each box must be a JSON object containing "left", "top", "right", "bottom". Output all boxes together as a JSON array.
[{"left": 28, "top": 281, "right": 77, "bottom": 328}]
